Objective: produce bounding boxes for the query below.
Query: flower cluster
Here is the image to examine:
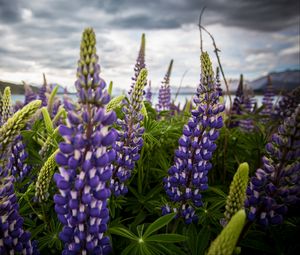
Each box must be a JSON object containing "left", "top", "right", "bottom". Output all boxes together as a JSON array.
[
  {"left": 229, "top": 74, "right": 244, "bottom": 127},
  {"left": 145, "top": 80, "right": 152, "bottom": 104},
  {"left": 163, "top": 52, "right": 225, "bottom": 223},
  {"left": 110, "top": 68, "right": 148, "bottom": 196},
  {"left": 245, "top": 105, "right": 300, "bottom": 226},
  {"left": 273, "top": 87, "right": 300, "bottom": 121},
  {"left": 0, "top": 176, "right": 39, "bottom": 254},
  {"left": 157, "top": 59, "right": 173, "bottom": 111},
  {"left": 54, "top": 28, "right": 116, "bottom": 254},
  {"left": 0, "top": 87, "right": 12, "bottom": 126},
  {"left": 24, "top": 84, "right": 37, "bottom": 106},
  {"left": 222, "top": 163, "right": 249, "bottom": 226},
  {"left": 239, "top": 94, "right": 256, "bottom": 132},
  {"left": 10, "top": 135, "right": 32, "bottom": 182},
  {"left": 128, "top": 34, "right": 146, "bottom": 95},
  {"left": 261, "top": 75, "right": 275, "bottom": 118},
  {"left": 207, "top": 209, "right": 246, "bottom": 255}
]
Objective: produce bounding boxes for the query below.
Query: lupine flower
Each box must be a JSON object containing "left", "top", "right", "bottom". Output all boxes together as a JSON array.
[
  {"left": 128, "top": 33, "right": 146, "bottom": 95},
  {"left": 35, "top": 150, "right": 58, "bottom": 202},
  {"left": 0, "top": 100, "right": 41, "bottom": 176},
  {"left": 207, "top": 209, "right": 246, "bottom": 255},
  {"left": 230, "top": 74, "right": 244, "bottom": 127},
  {"left": 110, "top": 68, "right": 148, "bottom": 196},
  {"left": 0, "top": 87, "right": 12, "bottom": 125},
  {"left": 222, "top": 163, "right": 249, "bottom": 226},
  {"left": 261, "top": 75, "right": 275, "bottom": 118},
  {"left": 24, "top": 84, "right": 37, "bottom": 106},
  {"left": 157, "top": 60, "right": 173, "bottom": 111},
  {"left": 273, "top": 86, "right": 300, "bottom": 121},
  {"left": 245, "top": 105, "right": 300, "bottom": 226},
  {"left": 163, "top": 53, "right": 225, "bottom": 223},
  {"left": 0, "top": 176, "right": 39, "bottom": 254},
  {"left": 54, "top": 28, "right": 116, "bottom": 254},
  {"left": 145, "top": 80, "right": 152, "bottom": 104},
  {"left": 39, "top": 83, "right": 48, "bottom": 107},
  {"left": 239, "top": 93, "right": 256, "bottom": 132},
  {"left": 10, "top": 135, "right": 32, "bottom": 182}
]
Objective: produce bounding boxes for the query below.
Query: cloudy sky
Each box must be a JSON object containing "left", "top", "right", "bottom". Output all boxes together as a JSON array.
[{"left": 0, "top": 0, "right": 299, "bottom": 91}]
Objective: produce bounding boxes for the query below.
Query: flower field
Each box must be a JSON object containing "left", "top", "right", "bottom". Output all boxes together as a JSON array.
[{"left": 0, "top": 27, "right": 299, "bottom": 255}]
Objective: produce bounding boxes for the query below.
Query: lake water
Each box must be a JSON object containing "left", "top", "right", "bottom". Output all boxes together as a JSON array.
[{"left": 11, "top": 93, "right": 279, "bottom": 109}]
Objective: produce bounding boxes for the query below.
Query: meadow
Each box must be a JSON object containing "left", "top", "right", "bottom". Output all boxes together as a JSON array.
[{"left": 0, "top": 27, "right": 299, "bottom": 255}]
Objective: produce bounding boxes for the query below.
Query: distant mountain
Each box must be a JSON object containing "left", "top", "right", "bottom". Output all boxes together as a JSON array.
[
  {"left": 0, "top": 80, "right": 39, "bottom": 94},
  {"left": 0, "top": 80, "right": 66, "bottom": 94},
  {"left": 249, "top": 70, "right": 300, "bottom": 93}
]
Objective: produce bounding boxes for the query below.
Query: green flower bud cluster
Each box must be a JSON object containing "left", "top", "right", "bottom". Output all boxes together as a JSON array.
[
  {"left": 0, "top": 87, "right": 12, "bottom": 125},
  {"left": 207, "top": 209, "right": 246, "bottom": 255},
  {"left": 223, "top": 162, "right": 249, "bottom": 225},
  {"left": 130, "top": 68, "right": 148, "bottom": 112},
  {"left": 0, "top": 100, "right": 41, "bottom": 171},
  {"left": 106, "top": 95, "right": 125, "bottom": 113},
  {"left": 35, "top": 150, "right": 58, "bottom": 202}
]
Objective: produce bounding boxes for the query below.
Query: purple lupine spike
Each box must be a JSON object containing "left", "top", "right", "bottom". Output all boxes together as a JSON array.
[
  {"left": 145, "top": 80, "right": 152, "bottom": 104},
  {"left": 157, "top": 60, "right": 173, "bottom": 111},
  {"left": 230, "top": 74, "right": 244, "bottom": 127},
  {"left": 24, "top": 84, "right": 37, "bottom": 106},
  {"left": 10, "top": 135, "right": 32, "bottom": 182},
  {"left": 273, "top": 87, "right": 300, "bottom": 121},
  {"left": 261, "top": 75, "right": 275, "bottom": 118},
  {"left": 128, "top": 34, "right": 146, "bottom": 95},
  {"left": 110, "top": 69, "right": 148, "bottom": 196},
  {"left": 0, "top": 176, "right": 39, "bottom": 254},
  {"left": 54, "top": 28, "right": 116, "bottom": 254},
  {"left": 245, "top": 105, "right": 300, "bottom": 226},
  {"left": 239, "top": 92, "right": 256, "bottom": 132},
  {"left": 163, "top": 53, "right": 225, "bottom": 224}
]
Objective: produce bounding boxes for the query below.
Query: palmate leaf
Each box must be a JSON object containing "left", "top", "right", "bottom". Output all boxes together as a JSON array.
[{"left": 109, "top": 226, "right": 138, "bottom": 240}]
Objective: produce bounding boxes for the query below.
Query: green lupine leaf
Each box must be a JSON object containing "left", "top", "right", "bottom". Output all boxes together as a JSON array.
[
  {"left": 146, "top": 234, "right": 187, "bottom": 243},
  {"left": 143, "top": 213, "right": 176, "bottom": 238},
  {"left": 109, "top": 226, "right": 138, "bottom": 240},
  {"left": 41, "top": 107, "right": 54, "bottom": 134}
]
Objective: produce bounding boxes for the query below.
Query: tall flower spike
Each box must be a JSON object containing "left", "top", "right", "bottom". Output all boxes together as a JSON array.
[
  {"left": 207, "top": 209, "right": 246, "bottom": 255},
  {"left": 273, "top": 86, "right": 300, "bottom": 121},
  {"left": 54, "top": 28, "right": 116, "bottom": 255},
  {"left": 35, "top": 150, "right": 58, "bottom": 202},
  {"left": 158, "top": 59, "right": 173, "bottom": 111},
  {"left": 163, "top": 53, "right": 225, "bottom": 223},
  {"left": 110, "top": 68, "right": 148, "bottom": 196},
  {"left": 24, "top": 83, "right": 37, "bottom": 106},
  {"left": 0, "top": 176, "right": 39, "bottom": 254},
  {"left": 0, "top": 87, "right": 12, "bottom": 125},
  {"left": 128, "top": 33, "right": 146, "bottom": 95},
  {"left": 261, "top": 75, "right": 275, "bottom": 118},
  {"left": 0, "top": 100, "right": 41, "bottom": 176},
  {"left": 239, "top": 93, "right": 255, "bottom": 132},
  {"left": 245, "top": 105, "right": 300, "bottom": 226},
  {"left": 230, "top": 74, "right": 244, "bottom": 127},
  {"left": 222, "top": 162, "right": 249, "bottom": 226},
  {"left": 145, "top": 80, "right": 152, "bottom": 104}
]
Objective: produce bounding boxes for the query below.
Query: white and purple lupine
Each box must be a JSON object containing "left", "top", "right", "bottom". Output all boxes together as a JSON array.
[
  {"left": 0, "top": 176, "right": 39, "bottom": 255},
  {"left": 157, "top": 60, "right": 173, "bottom": 111},
  {"left": 128, "top": 34, "right": 146, "bottom": 96},
  {"left": 163, "top": 53, "right": 225, "bottom": 223},
  {"left": 230, "top": 74, "right": 244, "bottom": 127},
  {"left": 110, "top": 68, "right": 148, "bottom": 196},
  {"left": 245, "top": 105, "right": 300, "bottom": 226},
  {"left": 54, "top": 28, "right": 116, "bottom": 254},
  {"left": 10, "top": 135, "right": 32, "bottom": 182},
  {"left": 273, "top": 87, "right": 300, "bottom": 121},
  {"left": 239, "top": 94, "right": 256, "bottom": 132},
  {"left": 145, "top": 80, "right": 152, "bottom": 104},
  {"left": 261, "top": 75, "right": 275, "bottom": 117},
  {"left": 24, "top": 84, "right": 37, "bottom": 106}
]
